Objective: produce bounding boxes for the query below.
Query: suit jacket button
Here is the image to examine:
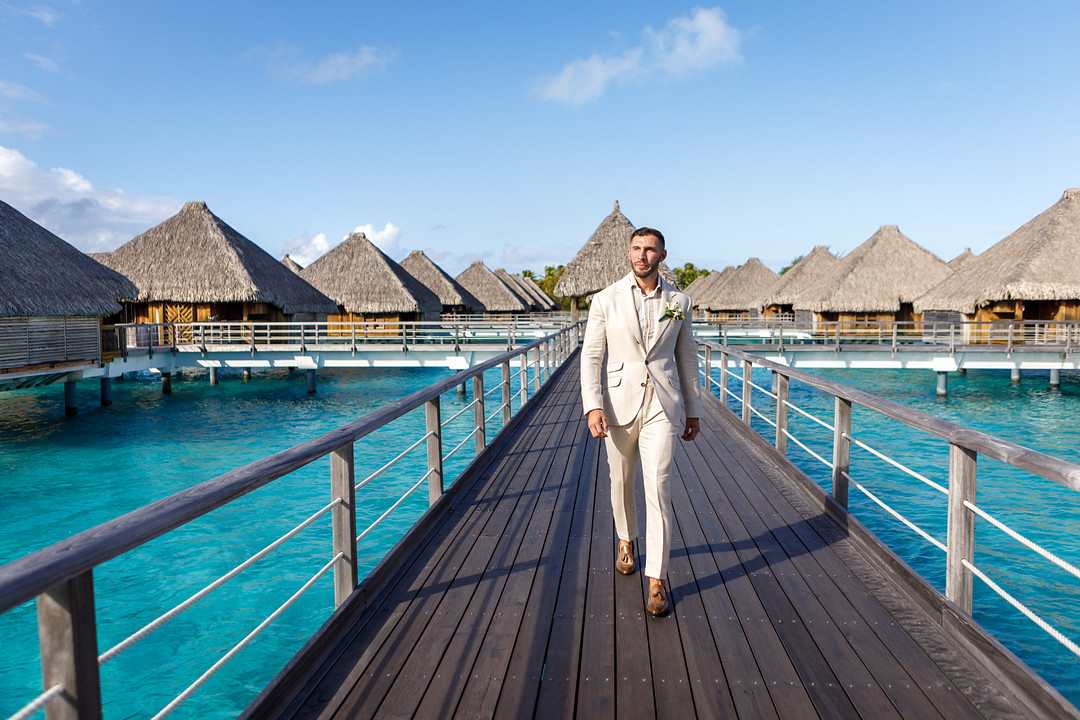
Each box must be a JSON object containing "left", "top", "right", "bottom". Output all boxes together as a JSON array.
[{"left": 640, "top": 382, "right": 646, "bottom": 387}]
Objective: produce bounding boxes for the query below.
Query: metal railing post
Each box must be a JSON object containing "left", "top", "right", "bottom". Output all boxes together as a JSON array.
[
  {"left": 703, "top": 345, "right": 712, "bottom": 389},
  {"left": 426, "top": 397, "right": 443, "bottom": 504},
  {"left": 330, "top": 443, "right": 357, "bottom": 606},
  {"left": 502, "top": 360, "right": 512, "bottom": 425},
  {"left": 947, "top": 443, "right": 977, "bottom": 614},
  {"left": 473, "top": 375, "right": 486, "bottom": 455},
  {"left": 741, "top": 360, "right": 753, "bottom": 424},
  {"left": 38, "top": 571, "right": 102, "bottom": 720},
  {"left": 775, "top": 373, "right": 789, "bottom": 455},
  {"left": 832, "top": 397, "right": 851, "bottom": 507}
]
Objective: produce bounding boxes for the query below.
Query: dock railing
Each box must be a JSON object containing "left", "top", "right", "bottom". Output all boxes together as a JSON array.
[
  {"left": 0, "top": 323, "right": 582, "bottom": 720},
  {"left": 695, "top": 318, "right": 1080, "bottom": 351},
  {"left": 700, "top": 341, "right": 1080, "bottom": 670},
  {"left": 99, "top": 317, "right": 572, "bottom": 357}
]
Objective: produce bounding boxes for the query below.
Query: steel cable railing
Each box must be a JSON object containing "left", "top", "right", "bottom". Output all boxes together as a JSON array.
[
  {"left": 1, "top": 321, "right": 582, "bottom": 719},
  {"left": 704, "top": 340, "right": 1080, "bottom": 673}
]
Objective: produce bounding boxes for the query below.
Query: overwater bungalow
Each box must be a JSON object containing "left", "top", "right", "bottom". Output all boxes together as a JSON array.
[
  {"left": 495, "top": 268, "right": 558, "bottom": 312},
  {"left": 794, "top": 225, "right": 952, "bottom": 330},
  {"left": 455, "top": 261, "right": 529, "bottom": 316},
  {"left": 762, "top": 246, "right": 840, "bottom": 323},
  {"left": 521, "top": 273, "right": 560, "bottom": 311},
  {"left": 0, "top": 199, "right": 136, "bottom": 390},
  {"left": 685, "top": 266, "right": 733, "bottom": 318},
  {"left": 281, "top": 254, "right": 304, "bottom": 274},
  {"left": 97, "top": 201, "right": 336, "bottom": 325},
  {"left": 399, "top": 249, "right": 485, "bottom": 315},
  {"left": 300, "top": 232, "right": 441, "bottom": 325},
  {"left": 916, "top": 189, "right": 1080, "bottom": 340},
  {"left": 504, "top": 271, "right": 559, "bottom": 311},
  {"left": 553, "top": 201, "right": 678, "bottom": 321},
  {"left": 699, "top": 258, "right": 779, "bottom": 322}
]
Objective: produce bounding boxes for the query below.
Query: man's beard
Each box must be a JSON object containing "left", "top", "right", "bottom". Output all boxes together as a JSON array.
[{"left": 632, "top": 261, "right": 660, "bottom": 279}]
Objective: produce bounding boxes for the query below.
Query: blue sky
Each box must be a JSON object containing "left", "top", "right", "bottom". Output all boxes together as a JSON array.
[{"left": 2, "top": 1, "right": 1079, "bottom": 277}]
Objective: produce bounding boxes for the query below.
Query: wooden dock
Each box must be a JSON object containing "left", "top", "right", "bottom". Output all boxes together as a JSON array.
[{"left": 244, "top": 355, "right": 1072, "bottom": 719}]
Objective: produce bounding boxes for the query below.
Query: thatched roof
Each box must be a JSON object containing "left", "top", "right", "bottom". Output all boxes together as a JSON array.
[
  {"left": 795, "top": 225, "right": 951, "bottom": 313},
  {"left": 455, "top": 261, "right": 529, "bottom": 313},
  {"left": 1, "top": 198, "right": 136, "bottom": 317},
  {"left": 916, "top": 189, "right": 1080, "bottom": 314},
  {"left": 685, "top": 266, "right": 732, "bottom": 307},
  {"left": 514, "top": 273, "right": 560, "bottom": 311},
  {"left": 281, "top": 254, "right": 303, "bottom": 274},
  {"left": 97, "top": 201, "right": 336, "bottom": 314},
  {"left": 399, "top": 250, "right": 485, "bottom": 312},
  {"left": 553, "top": 201, "right": 678, "bottom": 297},
  {"left": 700, "top": 258, "right": 779, "bottom": 312},
  {"left": 947, "top": 247, "right": 977, "bottom": 271},
  {"left": 493, "top": 268, "right": 539, "bottom": 310},
  {"left": 300, "top": 232, "right": 441, "bottom": 314},
  {"left": 762, "top": 246, "right": 840, "bottom": 308}
]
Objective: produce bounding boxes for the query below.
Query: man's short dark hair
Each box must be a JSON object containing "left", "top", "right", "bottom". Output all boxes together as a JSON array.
[{"left": 630, "top": 227, "right": 665, "bottom": 249}]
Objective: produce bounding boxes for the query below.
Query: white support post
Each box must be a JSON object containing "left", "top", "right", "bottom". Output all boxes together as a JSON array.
[
  {"left": 520, "top": 353, "right": 529, "bottom": 403},
  {"left": 719, "top": 351, "right": 729, "bottom": 409},
  {"left": 741, "top": 360, "right": 753, "bottom": 424}
]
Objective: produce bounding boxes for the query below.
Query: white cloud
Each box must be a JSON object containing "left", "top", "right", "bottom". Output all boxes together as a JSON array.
[
  {"left": 21, "top": 6, "right": 59, "bottom": 26},
  {"left": 646, "top": 6, "right": 741, "bottom": 78},
  {"left": 536, "top": 49, "right": 643, "bottom": 106},
  {"left": 351, "top": 221, "right": 402, "bottom": 256},
  {"left": 283, "top": 232, "right": 333, "bottom": 268},
  {"left": 0, "top": 111, "right": 47, "bottom": 139},
  {"left": 0, "top": 79, "right": 45, "bottom": 103},
  {"left": 536, "top": 6, "right": 742, "bottom": 105},
  {"left": 24, "top": 53, "right": 61, "bottom": 73},
  {"left": 260, "top": 43, "right": 395, "bottom": 85},
  {"left": 0, "top": 144, "right": 180, "bottom": 252}
]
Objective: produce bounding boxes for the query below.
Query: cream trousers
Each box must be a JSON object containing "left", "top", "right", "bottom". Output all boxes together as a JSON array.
[{"left": 603, "top": 378, "right": 678, "bottom": 579}]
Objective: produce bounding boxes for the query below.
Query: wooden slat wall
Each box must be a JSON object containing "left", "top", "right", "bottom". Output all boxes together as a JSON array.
[{"left": 0, "top": 316, "right": 99, "bottom": 371}]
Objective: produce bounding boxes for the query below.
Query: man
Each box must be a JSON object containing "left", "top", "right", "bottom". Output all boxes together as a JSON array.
[{"left": 580, "top": 227, "right": 701, "bottom": 617}]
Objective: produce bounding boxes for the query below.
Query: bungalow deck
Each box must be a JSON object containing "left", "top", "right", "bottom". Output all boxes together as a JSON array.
[{"left": 243, "top": 356, "right": 1069, "bottom": 719}]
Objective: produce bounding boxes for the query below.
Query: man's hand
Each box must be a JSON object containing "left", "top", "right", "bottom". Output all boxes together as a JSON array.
[
  {"left": 588, "top": 408, "right": 609, "bottom": 439},
  {"left": 681, "top": 417, "right": 700, "bottom": 442}
]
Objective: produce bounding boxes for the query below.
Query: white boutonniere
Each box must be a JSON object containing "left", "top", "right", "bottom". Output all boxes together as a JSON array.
[{"left": 660, "top": 301, "right": 684, "bottom": 322}]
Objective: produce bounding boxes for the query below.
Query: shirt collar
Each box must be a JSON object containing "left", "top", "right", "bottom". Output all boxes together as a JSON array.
[{"left": 628, "top": 274, "right": 664, "bottom": 299}]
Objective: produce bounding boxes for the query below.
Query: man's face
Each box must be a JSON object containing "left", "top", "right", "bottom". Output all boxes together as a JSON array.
[{"left": 629, "top": 234, "right": 667, "bottom": 280}]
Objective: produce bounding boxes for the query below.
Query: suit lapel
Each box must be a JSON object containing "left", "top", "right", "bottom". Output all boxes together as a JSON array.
[
  {"left": 616, "top": 275, "right": 645, "bottom": 353},
  {"left": 647, "top": 281, "right": 675, "bottom": 357}
]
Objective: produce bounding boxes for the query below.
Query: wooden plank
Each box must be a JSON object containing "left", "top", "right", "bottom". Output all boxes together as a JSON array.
[
  {"left": 328, "top": 372, "right": 577, "bottom": 717},
  {"left": 697, "top": 417, "right": 911, "bottom": 719},
  {"left": 672, "top": 440, "right": 812, "bottom": 719},
  {"left": 453, "top": 383, "right": 588, "bottom": 717},
  {"left": 575, "top": 442, "right": 616, "bottom": 720},
  {"left": 412, "top": 380, "right": 586, "bottom": 718},
  {"left": 278, "top": 371, "right": 576, "bottom": 718}
]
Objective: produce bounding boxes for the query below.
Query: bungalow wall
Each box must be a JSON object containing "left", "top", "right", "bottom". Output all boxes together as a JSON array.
[
  {"left": 0, "top": 316, "right": 100, "bottom": 374},
  {"left": 327, "top": 310, "right": 433, "bottom": 338},
  {"left": 966, "top": 300, "right": 1080, "bottom": 343},
  {"left": 813, "top": 304, "right": 922, "bottom": 334}
]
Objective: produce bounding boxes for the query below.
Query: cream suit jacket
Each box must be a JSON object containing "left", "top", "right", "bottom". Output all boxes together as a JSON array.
[{"left": 580, "top": 274, "right": 702, "bottom": 427}]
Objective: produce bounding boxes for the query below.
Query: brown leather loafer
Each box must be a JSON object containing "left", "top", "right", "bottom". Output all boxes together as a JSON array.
[
  {"left": 615, "top": 540, "right": 636, "bottom": 575},
  {"left": 646, "top": 578, "right": 670, "bottom": 617}
]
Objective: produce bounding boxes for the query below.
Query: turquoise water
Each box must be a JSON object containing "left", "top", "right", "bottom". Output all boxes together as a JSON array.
[
  {"left": 724, "top": 366, "right": 1080, "bottom": 706},
  {"left": 1, "top": 363, "right": 1079, "bottom": 716},
  {"left": 0, "top": 365, "right": 528, "bottom": 719}
]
